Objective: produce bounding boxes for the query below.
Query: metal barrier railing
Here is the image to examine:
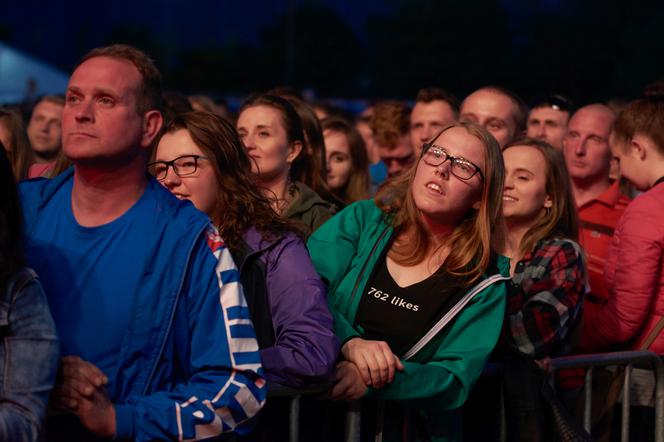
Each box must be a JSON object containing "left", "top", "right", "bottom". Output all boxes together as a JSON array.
[
  {"left": 268, "top": 351, "right": 664, "bottom": 442},
  {"left": 267, "top": 383, "right": 363, "bottom": 442},
  {"left": 550, "top": 350, "right": 664, "bottom": 442}
]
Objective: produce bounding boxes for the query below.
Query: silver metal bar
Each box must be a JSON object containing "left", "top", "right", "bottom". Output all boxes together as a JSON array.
[
  {"left": 289, "top": 395, "right": 300, "bottom": 442},
  {"left": 345, "top": 401, "right": 361, "bottom": 442},
  {"left": 375, "top": 401, "right": 384, "bottom": 442},
  {"left": 549, "top": 350, "right": 664, "bottom": 442},
  {"left": 584, "top": 367, "right": 593, "bottom": 432},
  {"left": 621, "top": 365, "right": 631, "bottom": 442},
  {"left": 653, "top": 356, "right": 664, "bottom": 442}
]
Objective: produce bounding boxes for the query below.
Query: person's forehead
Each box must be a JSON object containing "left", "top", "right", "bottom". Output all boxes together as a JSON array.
[
  {"left": 239, "top": 105, "right": 283, "bottom": 126},
  {"left": 435, "top": 128, "right": 485, "bottom": 164},
  {"left": 156, "top": 129, "right": 205, "bottom": 159},
  {"left": 34, "top": 100, "right": 64, "bottom": 115},
  {"left": 70, "top": 56, "right": 142, "bottom": 92},
  {"left": 380, "top": 141, "right": 412, "bottom": 158},
  {"left": 529, "top": 106, "right": 568, "bottom": 122},
  {"left": 324, "top": 130, "right": 349, "bottom": 152},
  {"left": 412, "top": 100, "right": 453, "bottom": 120},
  {"left": 569, "top": 109, "right": 612, "bottom": 135},
  {"left": 504, "top": 144, "right": 546, "bottom": 169},
  {"left": 462, "top": 90, "right": 515, "bottom": 119}
]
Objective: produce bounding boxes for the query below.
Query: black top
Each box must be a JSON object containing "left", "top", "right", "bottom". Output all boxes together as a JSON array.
[{"left": 355, "top": 245, "right": 467, "bottom": 357}]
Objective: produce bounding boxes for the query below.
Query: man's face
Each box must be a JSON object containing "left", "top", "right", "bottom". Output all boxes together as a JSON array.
[
  {"left": 27, "top": 100, "right": 63, "bottom": 157},
  {"left": 563, "top": 107, "right": 614, "bottom": 185},
  {"left": 526, "top": 106, "right": 570, "bottom": 149},
  {"left": 62, "top": 56, "right": 148, "bottom": 167},
  {"left": 460, "top": 89, "right": 519, "bottom": 149},
  {"left": 378, "top": 133, "right": 415, "bottom": 178},
  {"left": 410, "top": 100, "right": 456, "bottom": 155}
]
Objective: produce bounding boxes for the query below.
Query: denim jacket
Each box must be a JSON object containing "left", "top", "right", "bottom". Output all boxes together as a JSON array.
[{"left": 0, "top": 268, "right": 59, "bottom": 442}]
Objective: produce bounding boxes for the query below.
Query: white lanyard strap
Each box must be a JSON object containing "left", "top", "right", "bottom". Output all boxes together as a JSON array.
[{"left": 402, "top": 274, "right": 510, "bottom": 361}]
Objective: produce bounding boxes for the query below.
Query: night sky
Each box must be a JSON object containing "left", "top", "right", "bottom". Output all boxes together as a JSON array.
[{"left": 3, "top": 0, "right": 664, "bottom": 105}]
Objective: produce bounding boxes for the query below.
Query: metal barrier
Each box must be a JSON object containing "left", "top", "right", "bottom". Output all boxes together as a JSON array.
[
  {"left": 267, "top": 351, "right": 663, "bottom": 442},
  {"left": 267, "top": 383, "right": 361, "bottom": 442},
  {"left": 550, "top": 350, "right": 664, "bottom": 442}
]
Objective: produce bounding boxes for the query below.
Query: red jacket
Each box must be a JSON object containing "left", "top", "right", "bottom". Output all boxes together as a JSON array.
[{"left": 581, "top": 182, "right": 664, "bottom": 354}]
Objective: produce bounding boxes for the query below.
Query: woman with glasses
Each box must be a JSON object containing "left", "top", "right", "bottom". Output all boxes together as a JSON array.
[
  {"left": 151, "top": 112, "right": 338, "bottom": 401},
  {"left": 307, "top": 121, "right": 509, "bottom": 441},
  {"left": 236, "top": 94, "right": 336, "bottom": 237}
]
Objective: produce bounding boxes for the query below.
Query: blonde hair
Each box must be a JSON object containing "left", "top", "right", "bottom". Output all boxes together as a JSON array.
[{"left": 375, "top": 121, "right": 505, "bottom": 285}]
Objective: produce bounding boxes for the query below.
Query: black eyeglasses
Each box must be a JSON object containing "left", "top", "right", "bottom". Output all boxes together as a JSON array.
[
  {"left": 421, "top": 143, "right": 484, "bottom": 181},
  {"left": 148, "top": 155, "right": 209, "bottom": 181}
]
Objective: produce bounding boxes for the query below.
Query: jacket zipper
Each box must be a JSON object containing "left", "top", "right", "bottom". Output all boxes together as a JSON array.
[
  {"left": 142, "top": 223, "right": 208, "bottom": 394},
  {"left": 346, "top": 227, "right": 390, "bottom": 319}
]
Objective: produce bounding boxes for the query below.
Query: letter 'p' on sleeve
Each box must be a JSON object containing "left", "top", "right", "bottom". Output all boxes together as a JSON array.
[{"left": 115, "top": 225, "right": 266, "bottom": 442}]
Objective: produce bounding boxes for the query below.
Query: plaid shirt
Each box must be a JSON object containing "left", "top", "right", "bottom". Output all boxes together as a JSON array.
[{"left": 506, "top": 238, "right": 587, "bottom": 359}]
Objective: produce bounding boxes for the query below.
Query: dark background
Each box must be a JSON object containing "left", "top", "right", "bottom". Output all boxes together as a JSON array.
[{"left": 3, "top": 0, "right": 664, "bottom": 106}]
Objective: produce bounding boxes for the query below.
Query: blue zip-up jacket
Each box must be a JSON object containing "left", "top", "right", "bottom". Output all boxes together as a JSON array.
[{"left": 19, "top": 169, "right": 266, "bottom": 441}]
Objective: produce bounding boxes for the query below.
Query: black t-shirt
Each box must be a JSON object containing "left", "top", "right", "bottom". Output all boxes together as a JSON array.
[{"left": 355, "top": 246, "right": 468, "bottom": 357}]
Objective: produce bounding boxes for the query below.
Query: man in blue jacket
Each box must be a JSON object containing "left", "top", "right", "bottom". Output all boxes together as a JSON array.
[{"left": 19, "top": 44, "right": 265, "bottom": 441}]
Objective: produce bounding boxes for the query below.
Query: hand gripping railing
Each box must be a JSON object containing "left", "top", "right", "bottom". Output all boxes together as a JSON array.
[{"left": 550, "top": 350, "right": 664, "bottom": 442}]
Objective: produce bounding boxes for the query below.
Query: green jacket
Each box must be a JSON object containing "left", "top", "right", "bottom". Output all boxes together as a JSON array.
[
  {"left": 307, "top": 200, "right": 509, "bottom": 441},
  {"left": 283, "top": 181, "right": 336, "bottom": 238}
]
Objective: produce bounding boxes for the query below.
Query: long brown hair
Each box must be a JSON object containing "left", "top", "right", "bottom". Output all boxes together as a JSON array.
[
  {"left": 0, "top": 108, "right": 32, "bottom": 181},
  {"left": 376, "top": 121, "right": 505, "bottom": 285},
  {"left": 157, "top": 111, "right": 298, "bottom": 254},
  {"left": 321, "top": 116, "right": 370, "bottom": 203},
  {"left": 503, "top": 137, "right": 579, "bottom": 257}
]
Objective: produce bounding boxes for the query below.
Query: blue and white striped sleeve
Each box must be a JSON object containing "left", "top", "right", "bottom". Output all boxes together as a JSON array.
[{"left": 115, "top": 225, "right": 266, "bottom": 441}]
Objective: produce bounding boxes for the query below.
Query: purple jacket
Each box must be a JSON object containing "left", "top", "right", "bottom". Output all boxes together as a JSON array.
[{"left": 233, "top": 227, "right": 338, "bottom": 388}]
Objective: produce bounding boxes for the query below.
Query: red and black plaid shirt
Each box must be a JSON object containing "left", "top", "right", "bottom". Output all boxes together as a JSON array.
[{"left": 504, "top": 238, "right": 587, "bottom": 359}]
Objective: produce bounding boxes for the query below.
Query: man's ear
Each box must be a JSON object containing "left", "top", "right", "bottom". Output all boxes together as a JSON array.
[
  {"left": 286, "top": 140, "right": 303, "bottom": 164},
  {"left": 141, "top": 110, "right": 164, "bottom": 148}
]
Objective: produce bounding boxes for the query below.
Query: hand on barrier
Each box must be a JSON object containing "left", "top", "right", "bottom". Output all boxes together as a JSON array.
[
  {"left": 328, "top": 361, "right": 368, "bottom": 401},
  {"left": 341, "top": 337, "right": 404, "bottom": 388}
]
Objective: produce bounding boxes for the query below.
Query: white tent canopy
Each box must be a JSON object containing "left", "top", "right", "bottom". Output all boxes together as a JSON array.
[{"left": 0, "top": 42, "right": 69, "bottom": 104}]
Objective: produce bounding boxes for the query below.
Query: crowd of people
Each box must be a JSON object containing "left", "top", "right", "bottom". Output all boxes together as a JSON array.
[{"left": 2, "top": 43, "right": 664, "bottom": 442}]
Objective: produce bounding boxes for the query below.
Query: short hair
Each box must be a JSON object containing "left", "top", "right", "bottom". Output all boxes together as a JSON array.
[
  {"left": 414, "top": 87, "right": 459, "bottom": 118},
  {"left": 613, "top": 96, "right": 664, "bottom": 155},
  {"left": 76, "top": 44, "right": 162, "bottom": 114},
  {"left": 475, "top": 86, "right": 528, "bottom": 132},
  {"left": 530, "top": 94, "right": 574, "bottom": 114},
  {"left": 35, "top": 95, "right": 65, "bottom": 108},
  {"left": 161, "top": 91, "right": 193, "bottom": 125},
  {"left": 370, "top": 101, "right": 411, "bottom": 149}
]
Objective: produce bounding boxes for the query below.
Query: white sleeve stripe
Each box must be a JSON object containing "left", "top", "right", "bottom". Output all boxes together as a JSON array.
[
  {"left": 234, "top": 382, "right": 263, "bottom": 417},
  {"left": 180, "top": 396, "right": 199, "bottom": 408},
  {"left": 176, "top": 402, "right": 184, "bottom": 441}
]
